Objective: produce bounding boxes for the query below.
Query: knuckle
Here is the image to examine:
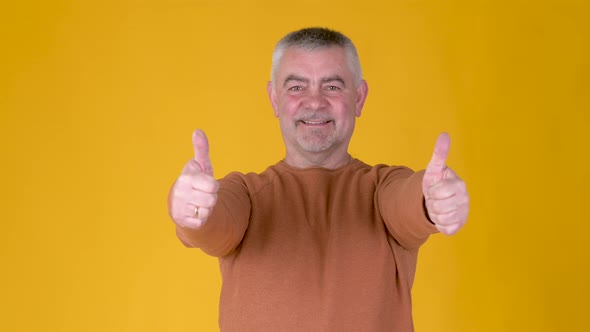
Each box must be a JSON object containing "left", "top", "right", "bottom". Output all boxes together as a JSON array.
[
  {"left": 172, "top": 188, "right": 190, "bottom": 203},
  {"left": 205, "top": 179, "right": 220, "bottom": 193},
  {"left": 209, "top": 193, "right": 218, "bottom": 206},
  {"left": 439, "top": 224, "right": 459, "bottom": 236},
  {"left": 177, "top": 174, "right": 195, "bottom": 187},
  {"left": 464, "top": 193, "right": 470, "bottom": 204},
  {"left": 204, "top": 193, "right": 218, "bottom": 207},
  {"left": 438, "top": 213, "right": 453, "bottom": 225},
  {"left": 205, "top": 178, "right": 220, "bottom": 193},
  {"left": 458, "top": 181, "right": 467, "bottom": 191},
  {"left": 430, "top": 200, "right": 446, "bottom": 214},
  {"left": 182, "top": 160, "right": 199, "bottom": 174},
  {"left": 194, "top": 175, "right": 219, "bottom": 193},
  {"left": 429, "top": 213, "right": 440, "bottom": 224},
  {"left": 425, "top": 200, "right": 434, "bottom": 213}
]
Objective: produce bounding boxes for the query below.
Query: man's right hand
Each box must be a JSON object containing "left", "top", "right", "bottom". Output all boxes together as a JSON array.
[{"left": 168, "top": 129, "right": 219, "bottom": 230}]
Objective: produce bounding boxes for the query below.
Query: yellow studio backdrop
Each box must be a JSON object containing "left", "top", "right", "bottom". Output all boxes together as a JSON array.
[{"left": 1, "top": 1, "right": 588, "bottom": 331}]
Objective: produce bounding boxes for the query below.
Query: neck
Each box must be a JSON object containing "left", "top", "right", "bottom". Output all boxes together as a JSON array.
[{"left": 283, "top": 151, "right": 353, "bottom": 169}]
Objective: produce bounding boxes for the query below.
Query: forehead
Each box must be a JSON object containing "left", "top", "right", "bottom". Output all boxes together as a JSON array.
[{"left": 276, "top": 46, "right": 352, "bottom": 78}]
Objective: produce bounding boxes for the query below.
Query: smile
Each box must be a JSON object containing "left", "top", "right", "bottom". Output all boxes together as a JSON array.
[{"left": 300, "top": 120, "right": 332, "bottom": 125}]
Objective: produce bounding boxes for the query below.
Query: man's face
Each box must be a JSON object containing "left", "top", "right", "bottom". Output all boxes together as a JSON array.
[{"left": 268, "top": 46, "right": 368, "bottom": 158}]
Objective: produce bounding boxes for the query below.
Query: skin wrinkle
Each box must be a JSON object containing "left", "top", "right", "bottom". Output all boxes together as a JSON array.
[{"left": 283, "top": 74, "right": 347, "bottom": 88}]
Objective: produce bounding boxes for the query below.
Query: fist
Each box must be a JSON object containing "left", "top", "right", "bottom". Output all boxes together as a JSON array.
[
  {"left": 422, "top": 133, "right": 470, "bottom": 235},
  {"left": 168, "top": 130, "right": 219, "bottom": 229}
]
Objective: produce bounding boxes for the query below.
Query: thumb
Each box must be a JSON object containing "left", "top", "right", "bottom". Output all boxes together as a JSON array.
[
  {"left": 192, "top": 129, "right": 214, "bottom": 176},
  {"left": 423, "top": 132, "right": 450, "bottom": 189}
]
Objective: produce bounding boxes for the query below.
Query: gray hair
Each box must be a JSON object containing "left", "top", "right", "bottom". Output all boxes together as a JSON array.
[{"left": 270, "top": 27, "right": 363, "bottom": 86}]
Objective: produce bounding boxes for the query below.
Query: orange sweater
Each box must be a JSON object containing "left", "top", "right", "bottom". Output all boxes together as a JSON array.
[{"left": 177, "top": 159, "right": 438, "bottom": 331}]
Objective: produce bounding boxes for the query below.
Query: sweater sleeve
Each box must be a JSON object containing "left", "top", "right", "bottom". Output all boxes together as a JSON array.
[
  {"left": 377, "top": 167, "right": 438, "bottom": 250},
  {"left": 175, "top": 172, "right": 251, "bottom": 257}
]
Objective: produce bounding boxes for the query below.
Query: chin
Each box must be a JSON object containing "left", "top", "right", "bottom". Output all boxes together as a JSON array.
[{"left": 297, "top": 137, "right": 336, "bottom": 153}]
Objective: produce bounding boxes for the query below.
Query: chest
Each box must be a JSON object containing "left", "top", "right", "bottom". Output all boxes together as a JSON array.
[{"left": 240, "top": 175, "right": 391, "bottom": 264}]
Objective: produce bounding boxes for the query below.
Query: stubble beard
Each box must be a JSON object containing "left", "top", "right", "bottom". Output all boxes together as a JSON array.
[{"left": 296, "top": 128, "right": 336, "bottom": 152}]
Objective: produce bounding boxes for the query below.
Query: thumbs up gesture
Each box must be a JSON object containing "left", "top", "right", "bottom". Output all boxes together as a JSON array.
[
  {"left": 422, "top": 133, "right": 470, "bottom": 235},
  {"left": 168, "top": 130, "right": 220, "bottom": 230}
]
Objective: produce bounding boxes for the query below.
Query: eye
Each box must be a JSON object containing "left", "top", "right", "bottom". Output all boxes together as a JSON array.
[
  {"left": 288, "top": 86, "right": 303, "bottom": 91},
  {"left": 326, "top": 86, "right": 340, "bottom": 90}
]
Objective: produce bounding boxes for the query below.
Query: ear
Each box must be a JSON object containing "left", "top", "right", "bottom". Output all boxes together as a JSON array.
[
  {"left": 267, "top": 81, "right": 279, "bottom": 117},
  {"left": 354, "top": 80, "right": 369, "bottom": 117}
]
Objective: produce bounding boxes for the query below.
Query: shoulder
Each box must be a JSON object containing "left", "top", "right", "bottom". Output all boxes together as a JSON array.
[
  {"left": 218, "top": 162, "right": 285, "bottom": 195},
  {"left": 349, "top": 159, "right": 417, "bottom": 181}
]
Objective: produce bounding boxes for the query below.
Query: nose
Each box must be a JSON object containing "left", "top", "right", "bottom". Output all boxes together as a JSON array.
[{"left": 302, "top": 89, "right": 329, "bottom": 110}]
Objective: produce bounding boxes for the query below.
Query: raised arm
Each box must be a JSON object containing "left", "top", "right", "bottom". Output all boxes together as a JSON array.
[
  {"left": 422, "top": 133, "right": 470, "bottom": 235},
  {"left": 168, "top": 130, "right": 220, "bottom": 245},
  {"left": 168, "top": 130, "right": 250, "bottom": 256},
  {"left": 379, "top": 133, "right": 469, "bottom": 249}
]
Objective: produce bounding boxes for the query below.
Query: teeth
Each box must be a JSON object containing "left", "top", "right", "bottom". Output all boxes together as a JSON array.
[{"left": 303, "top": 120, "right": 329, "bottom": 125}]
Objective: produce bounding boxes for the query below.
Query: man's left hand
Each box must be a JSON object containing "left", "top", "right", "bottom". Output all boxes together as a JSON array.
[{"left": 422, "top": 133, "right": 470, "bottom": 235}]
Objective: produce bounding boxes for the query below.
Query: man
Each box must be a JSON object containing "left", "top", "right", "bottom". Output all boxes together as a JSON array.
[{"left": 168, "top": 27, "right": 469, "bottom": 331}]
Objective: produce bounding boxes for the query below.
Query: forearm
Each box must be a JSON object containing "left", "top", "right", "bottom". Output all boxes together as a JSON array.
[
  {"left": 379, "top": 168, "right": 438, "bottom": 249},
  {"left": 175, "top": 175, "right": 251, "bottom": 257}
]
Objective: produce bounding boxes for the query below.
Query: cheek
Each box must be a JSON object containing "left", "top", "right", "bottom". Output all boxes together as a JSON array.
[
  {"left": 279, "top": 96, "right": 302, "bottom": 113},
  {"left": 330, "top": 94, "right": 353, "bottom": 107},
  {"left": 332, "top": 97, "right": 357, "bottom": 115}
]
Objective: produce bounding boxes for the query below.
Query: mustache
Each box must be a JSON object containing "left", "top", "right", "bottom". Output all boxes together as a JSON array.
[{"left": 295, "top": 111, "right": 333, "bottom": 122}]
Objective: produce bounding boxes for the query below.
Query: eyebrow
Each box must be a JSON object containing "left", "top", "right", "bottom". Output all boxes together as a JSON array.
[
  {"left": 283, "top": 75, "right": 307, "bottom": 87},
  {"left": 282, "top": 75, "right": 346, "bottom": 88},
  {"left": 321, "top": 75, "right": 346, "bottom": 87}
]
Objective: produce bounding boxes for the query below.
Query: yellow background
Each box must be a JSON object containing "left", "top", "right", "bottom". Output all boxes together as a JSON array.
[{"left": 1, "top": 1, "right": 588, "bottom": 331}]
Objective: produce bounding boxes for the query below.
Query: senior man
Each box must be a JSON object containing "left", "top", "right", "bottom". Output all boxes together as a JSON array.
[{"left": 168, "top": 27, "right": 469, "bottom": 331}]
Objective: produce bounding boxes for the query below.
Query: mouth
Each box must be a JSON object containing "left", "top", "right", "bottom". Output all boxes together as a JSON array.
[{"left": 299, "top": 120, "right": 332, "bottom": 126}]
